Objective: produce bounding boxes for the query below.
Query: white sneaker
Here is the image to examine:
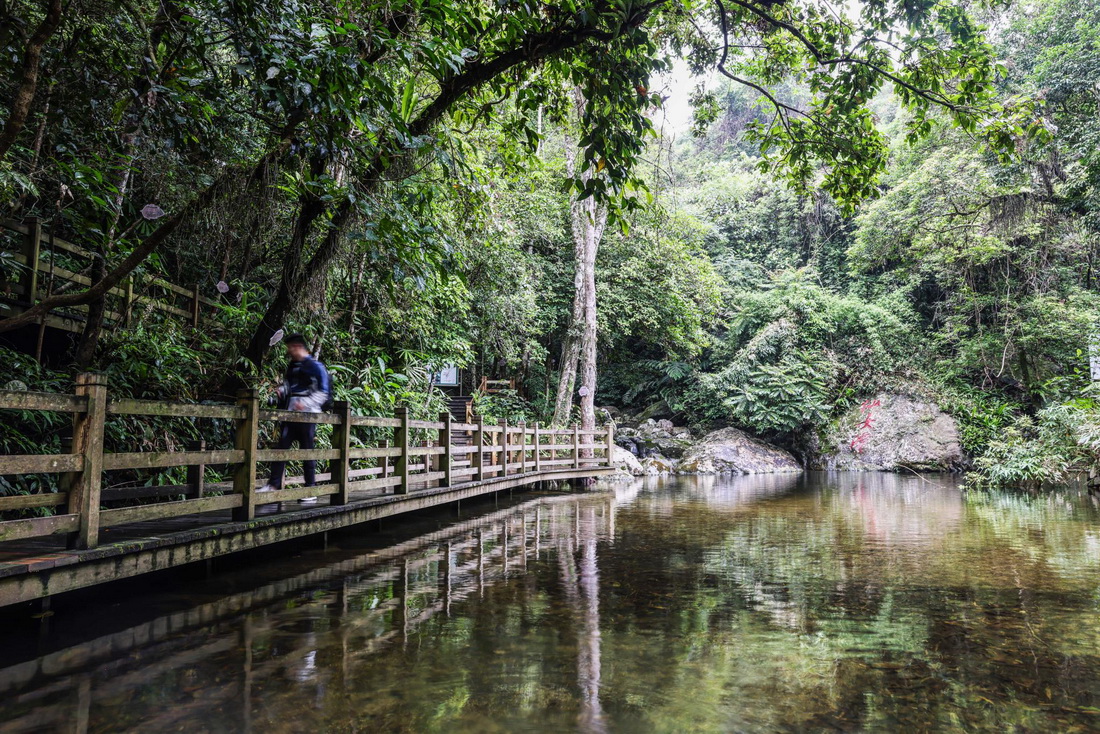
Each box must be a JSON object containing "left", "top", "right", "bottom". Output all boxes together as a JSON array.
[
  {"left": 257, "top": 484, "right": 278, "bottom": 493},
  {"left": 299, "top": 496, "right": 318, "bottom": 504}
]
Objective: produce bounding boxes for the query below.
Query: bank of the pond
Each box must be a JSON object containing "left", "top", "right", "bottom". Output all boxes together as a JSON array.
[
  {"left": 612, "top": 392, "right": 968, "bottom": 476},
  {"left": 2, "top": 472, "right": 1100, "bottom": 732}
]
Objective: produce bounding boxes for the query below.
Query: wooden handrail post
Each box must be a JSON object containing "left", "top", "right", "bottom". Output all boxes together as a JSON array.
[
  {"left": 474, "top": 417, "right": 485, "bottom": 482},
  {"left": 605, "top": 422, "right": 615, "bottom": 465},
  {"left": 68, "top": 373, "right": 106, "bottom": 549},
  {"left": 187, "top": 439, "right": 206, "bottom": 499},
  {"left": 332, "top": 400, "right": 352, "bottom": 505},
  {"left": 22, "top": 217, "right": 41, "bottom": 306},
  {"left": 518, "top": 421, "right": 527, "bottom": 474},
  {"left": 190, "top": 283, "right": 201, "bottom": 328},
  {"left": 439, "top": 411, "right": 453, "bottom": 487},
  {"left": 572, "top": 424, "right": 580, "bottom": 469},
  {"left": 122, "top": 277, "right": 134, "bottom": 325},
  {"left": 232, "top": 389, "right": 259, "bottom": 521},
  {"left": 381, "top": 439, "right": 390, "bottom": 479},
  {"left": 533, "top": 422, "right": 541, "bottom": 473},
  {"left": 500, "top": 418, "right": 509, "bottom": 477},
  {"left": 394, "top": 406, "right": 409, "bottom": 495}
]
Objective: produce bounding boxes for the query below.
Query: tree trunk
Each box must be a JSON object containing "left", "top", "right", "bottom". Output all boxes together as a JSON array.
[
  {"left": 552, "top": 90, "right": 607, "bottom": 430},
  {"left": 0, "top": 0, "right": 63, "bottom": 161},
  {"left": 242, "top": 156, "right": 329, "bottom": 369}
]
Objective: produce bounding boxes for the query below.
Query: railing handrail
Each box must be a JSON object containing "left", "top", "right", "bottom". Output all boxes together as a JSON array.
[
  {"left": 0, "top": 374, "right": 614, "bottom": 549},
  {"left": 0, "top": 218, "right": 217, "bottom": 338}
]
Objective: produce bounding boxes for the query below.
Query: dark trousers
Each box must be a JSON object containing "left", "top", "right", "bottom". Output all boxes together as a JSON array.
[{"left": 269, "top": 422, "right": 316, "bottom": 489}]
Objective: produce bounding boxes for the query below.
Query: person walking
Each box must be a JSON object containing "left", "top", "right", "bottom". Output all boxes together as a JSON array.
[{"left": 261, "top": 334, "right": 331, "bottom": 502}]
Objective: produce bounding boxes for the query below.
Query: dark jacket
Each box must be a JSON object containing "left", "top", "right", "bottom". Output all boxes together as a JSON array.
[{"left": 279, "top": 356, "right": 330, "bottom": 412}]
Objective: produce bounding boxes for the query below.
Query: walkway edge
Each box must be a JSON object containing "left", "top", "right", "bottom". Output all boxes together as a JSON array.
[{"left": 0, "top": 468, "right": 615, "bottom": 607}]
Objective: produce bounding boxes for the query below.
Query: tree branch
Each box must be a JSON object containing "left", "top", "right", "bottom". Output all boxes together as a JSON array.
[
  {"left": 0, "top": 112, "right": 306, "bottom": 334},
  {"left": 0, "top": 0, "right": 63, "bottom": 160}
]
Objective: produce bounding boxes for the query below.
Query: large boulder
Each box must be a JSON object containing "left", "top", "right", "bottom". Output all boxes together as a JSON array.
[
  {"left": 622, "top": 419, "right": 694, "bottom": 458},
  {"left": 610, "top": 445, "right": 644, "bottom": 477},
  {"left": 819, "top": 393, "right": 964, "bottom": 471},
  {"left": 679, "top": 427, "right": 801, "bottom": 474}
]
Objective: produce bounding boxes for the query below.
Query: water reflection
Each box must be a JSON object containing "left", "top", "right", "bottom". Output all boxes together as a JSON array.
[{"left": 3, "top": 474, "right": 1100, "bottom": 732}]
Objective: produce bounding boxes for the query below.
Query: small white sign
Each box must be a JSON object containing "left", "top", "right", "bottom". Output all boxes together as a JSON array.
[
  {"left": 433, "top": 365, "right": 459, "bottom": 386},
  {"left": 1091, "top": 335, "right": 1100, "bottom": 382},
  {"left": 578, "top": 385, "right": 590, "bottom": 397},
  {"left": 269, "top": 328, "right": 285, "bottom": 346},
  {"left": 141, "top": 203, "right": 165, "bottom": 220}
]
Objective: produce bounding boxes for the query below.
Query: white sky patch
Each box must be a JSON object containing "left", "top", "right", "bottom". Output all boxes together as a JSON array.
[{"left": 652, "top": 58, "right": 712, "bottom": 135}]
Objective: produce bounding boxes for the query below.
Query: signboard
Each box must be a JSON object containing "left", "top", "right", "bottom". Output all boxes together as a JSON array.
[
  {"left": 433, "top": 365, "right": 459, "bottom": 387},
  {"left": 1092, "top": 335, "right": 1100, "bottom": 382}
]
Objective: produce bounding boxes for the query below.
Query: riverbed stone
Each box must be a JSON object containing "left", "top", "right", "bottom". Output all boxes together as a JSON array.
[
  {"left": 640, "top": 455, "right": 677, "bottom": 474},
  {"left": 678, "top": 427, "right": 801, "bottom": 474},
  {"left": 818, "top": 393, "right": 965, "bottom": 471},
  {"left": 610, "top": 445, "right": 644, "bottom": 476}
]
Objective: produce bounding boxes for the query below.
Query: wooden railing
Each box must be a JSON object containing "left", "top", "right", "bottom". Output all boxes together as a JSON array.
[
  {"left": 0, "top": 218, "right": 217, "bottom": 335},
  {"left": 0, "top": 374, "right": 614, "bottom": 550}
]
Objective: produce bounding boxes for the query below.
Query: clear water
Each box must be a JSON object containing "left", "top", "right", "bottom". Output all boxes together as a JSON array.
[{"left": 3, "top": 472, "right": 1100, "bottom": 733}]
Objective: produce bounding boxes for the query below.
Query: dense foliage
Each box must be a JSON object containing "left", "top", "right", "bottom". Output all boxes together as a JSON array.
[{"left": 1, "top": 0, "right": 1097, "bottom": 488}]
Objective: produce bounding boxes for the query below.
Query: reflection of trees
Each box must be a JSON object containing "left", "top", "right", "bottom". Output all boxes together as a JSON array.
[
  {"left": 558, "top": 503, "right": 607, "bottom": 734},
  {"left": 0, "top": 493, "right": 615, "bottom": 733},
  {"left": 7, "top": 475, "right": 1100, "bottom": 732}
]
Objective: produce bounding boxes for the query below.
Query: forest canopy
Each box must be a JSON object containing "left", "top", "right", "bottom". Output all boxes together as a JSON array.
[{"left": 1, "top": 0, "right": 1097, "bottom": 487}]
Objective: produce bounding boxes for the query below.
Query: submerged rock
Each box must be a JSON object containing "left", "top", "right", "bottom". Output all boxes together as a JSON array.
[
  {"left": 819, "top": 393, "right": 964, "bottom": 471},
  {"left": 678, "top": 427, "right": 801, "bottom": 474}
]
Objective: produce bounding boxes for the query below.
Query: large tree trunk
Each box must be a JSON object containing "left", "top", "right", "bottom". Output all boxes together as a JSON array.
[
  {"left": 242, "top": 155, "right": 328, "bottom": 369},
  {"left": 552, "top": 91, "right": 607, "bottom": 429}
]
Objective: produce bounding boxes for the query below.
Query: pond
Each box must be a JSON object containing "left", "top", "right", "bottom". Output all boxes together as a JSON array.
[{"left": 2, "top": 472, "right": 1100, "bottom": 732}]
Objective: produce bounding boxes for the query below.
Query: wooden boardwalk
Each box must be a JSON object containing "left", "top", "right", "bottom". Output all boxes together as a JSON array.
[{"left": 0, "top": 375, "right": 615, "bottom": 607}]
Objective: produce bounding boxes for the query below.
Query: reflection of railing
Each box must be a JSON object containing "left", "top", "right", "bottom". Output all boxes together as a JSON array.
[
  {"left": 0, "top": 218, "right": 217, "bottom": 334},
  {"left": 0, "top": 494, "right": 613, "bottom": 732},
  {"left": 0, "top": 373, "right": 615, "bottom": 552}
]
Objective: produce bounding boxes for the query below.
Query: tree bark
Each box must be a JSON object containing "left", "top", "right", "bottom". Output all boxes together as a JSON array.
[
  {"left": 0, "top": 0, "right": 63, "bottom": 161},
  {"left": 242, "top": 154, "right": 328, "bottom": 368},
  {"left": 552, "top": 90, "right": 607, "bottom": 430}
]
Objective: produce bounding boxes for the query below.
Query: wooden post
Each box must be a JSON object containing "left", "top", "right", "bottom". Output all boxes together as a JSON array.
[
  {"left": 572, "top": 424, "right": 580, "bottom": 469},
  {"left": 232, "top": 389, "right": 259, "bottom": 521},
  {"left": 191, "top": 283, "right": 201, "bottom": 328},
  {"left": 332, "top": 400, "right": 352, "bottom": 505},
  {"left": 500, "top": 418, "right": 508, "bottom": 477},
  {"left": 68, "top": 373, "right": 106, "bottom": 550},
  {"left": 605, "top": 421, "right": 615, "bottom": 465},
  {"left": 533, "top": 422, "right": 541, "bottom": 473},
  {"left": 22, "top": 217, "right": 41, "bottom": 305},
  {"left": 440, "top": 411, "right": 453, "bottom": 488},
  {"left": 518, "top": 421, "right": 527, "bottom": 474},
  {"left": 186, "top": 439, "right": 206, "bottom": 499},
  {"left": 394, "top": 406, "right": 409, "bottom": 494},
  {"left": 474, "top": 417, "right": 485, "bottom": 482},
  {"left": 122, "top": 277, "right": 135, "bottom": 325},
  {"left": 381, "top": 439, "right": 390, "bottom": 479}
]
